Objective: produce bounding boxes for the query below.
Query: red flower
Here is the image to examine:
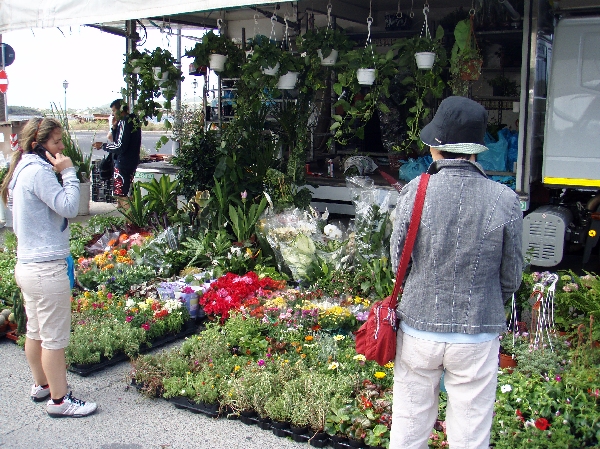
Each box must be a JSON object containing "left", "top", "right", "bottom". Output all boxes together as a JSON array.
[
  {"left": 141, "top": 323, "right": 150, "bottom": 331},
  {"left": 534, "top": 418, "right": 550, "bottom": 430},
  {"left": 516, "top": 409, "right": 525, "bottom": 422}
]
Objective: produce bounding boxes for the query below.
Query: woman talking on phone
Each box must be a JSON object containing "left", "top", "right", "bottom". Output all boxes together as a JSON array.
[{"left": 0, "top": 117, "right": 97, "bottom": 417}]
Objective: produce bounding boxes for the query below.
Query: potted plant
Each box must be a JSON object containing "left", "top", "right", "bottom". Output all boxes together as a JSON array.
[
  {"left": 185, "top": 31, "right": 243, "bottom": 76},
  {"left": 246, "top": 35, "right": 283, "bottom": 76},
  {"left": 487, "top": 75, "right": 519, "bottom": 97},
  {"left": 449, "top": 18, "right": 483, "bottom": 96},
  {"left": 276, "top": 50, "right": 303, "bottom": 90},
  {"left": 296, "top": 27, "right": 353, "bottom": 66},
  {"left": 331, "top": 45, "right": 397, "bottom": 145},
  {"left": 389, "top": 31, "right": 447, "bottom": 158},
  {"left": 411, "top": 25, "right": 445, "bottom": 70}
]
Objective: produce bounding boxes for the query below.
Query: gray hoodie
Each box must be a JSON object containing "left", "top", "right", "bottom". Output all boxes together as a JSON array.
[{"left": 8, "top": 154, "right": 79, "bottom": 263}]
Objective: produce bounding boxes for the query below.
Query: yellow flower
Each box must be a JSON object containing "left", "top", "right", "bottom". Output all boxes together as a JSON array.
[
  {"left": 374, "top": 371, "right": 386, "bottom": 379},
  {"left": 353, "top": 354, "right": 366, "bottom": 362},
  {"left": 234, "top": 365, "right": 240, "bottom": 372},
  {"left": 84, "top": 291, "right": 91, "bottom": 298},
  {"left": 333, "top": 335, "right": 345, "bottom": 341},
  {"left": 328, "top": 362, "right": 340, "bottom": 370},
  {"left": 384, "top": 362, "right": 394, "bottom": 369},
  {"left": 146, "top": 298, "right": 154, "bottom": 305}
]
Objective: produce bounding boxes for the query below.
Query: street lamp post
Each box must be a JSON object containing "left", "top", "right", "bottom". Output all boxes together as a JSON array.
[
  {"left": 62, "top": 80, "right": 69, "bottom": 121},
  {"left": 192, "top": 79, "right": 198, "bottom": 109}
]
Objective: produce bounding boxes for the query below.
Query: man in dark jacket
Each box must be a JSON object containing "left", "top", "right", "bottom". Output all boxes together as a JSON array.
[
  {"left": 388, "top": 97, "right": 523, "bottom": 449},
  {"left": 94, "top": 99, "right": 141, "bottom": 201}
]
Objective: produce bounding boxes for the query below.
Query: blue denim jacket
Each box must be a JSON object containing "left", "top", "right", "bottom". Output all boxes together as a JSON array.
[{"left": 390, "top": 159, "right": 523, "bottom": 335}]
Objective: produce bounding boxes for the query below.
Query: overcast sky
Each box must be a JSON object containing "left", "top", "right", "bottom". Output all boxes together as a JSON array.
[{"left": 2, "top": 24, "right": 210, "bottom": 110}]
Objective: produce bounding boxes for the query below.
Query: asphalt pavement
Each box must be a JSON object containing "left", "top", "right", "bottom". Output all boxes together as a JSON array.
[{"left": 0, "top": 337, "right": 308, "bottom": 449}]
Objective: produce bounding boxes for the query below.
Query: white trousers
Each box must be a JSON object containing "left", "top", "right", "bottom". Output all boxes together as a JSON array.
[{"left": 389, "top": 330, "right": 499, "bottom": 449}]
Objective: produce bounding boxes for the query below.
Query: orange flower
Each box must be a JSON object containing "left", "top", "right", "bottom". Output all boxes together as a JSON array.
[
  {"left": 119, "top": 249, "right": 127, "bottom": 257},
  {"left": 118, "top": 233, "right": 129, "bottom": 242},
  {"left": 107, "top": 239, "right": 117, "bottom": 247},
  {"left": 304, "top": 336, "right": 313, "bottom": 341}
]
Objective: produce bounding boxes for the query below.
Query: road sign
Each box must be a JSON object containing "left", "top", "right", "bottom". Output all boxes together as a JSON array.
[
  {"left": 1, "top": 44, "right": 15, "bottom": 67},
  {"left": 0, "top": 70, "right": 7, "bottom": 94}
]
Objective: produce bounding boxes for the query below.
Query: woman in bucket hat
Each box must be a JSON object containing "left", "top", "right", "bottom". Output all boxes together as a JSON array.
[{"left": 389, "top": 97, "right": 523, "bottom": 448}]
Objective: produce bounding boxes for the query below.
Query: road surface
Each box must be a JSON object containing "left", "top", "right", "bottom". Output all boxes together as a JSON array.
[{"left": 71, "top": 130, "right": 177, "bottom": 161}]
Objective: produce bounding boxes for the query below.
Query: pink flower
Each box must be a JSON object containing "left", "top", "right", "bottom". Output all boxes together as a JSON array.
[
  {"left": 125, "top": 316, "right": 133, "bottom": 322},
  {"left": 106, "top": 293, "right": 113, "bottom": 300},
  {"left": 241, "top": 190, "right": 247, "bottom": 200},
  {"left": 257, "top": 359, "right": 265, "bottom": 367},
  {"left": 141, "top": 323, "right": 150, "bottom": 331}
]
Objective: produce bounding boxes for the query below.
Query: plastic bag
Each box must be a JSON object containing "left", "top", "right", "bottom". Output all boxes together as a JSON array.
[
  {"left": 343, "top": 156, "right": 378, "bottom": 176},
  {"left": 346, "top": 176, "right": 393, "bottom": 262},
  {"left": 500, "top": 127, "right": 519, "bottom": 172},
  {"left": 398, "top": 156, "right": 433, "bottom": 182},
  {"left": 480, "top": 132, "right": 508, "bottom": 172}
]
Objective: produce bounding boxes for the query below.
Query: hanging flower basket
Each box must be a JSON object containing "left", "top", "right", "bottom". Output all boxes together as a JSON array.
[
  {"left": 209, "top": 53, "right": 228, "bottom": 72},
  {"left": 356, "top": 68, "right": 376, "bottom": 86},
  {"left": 276, "top": 71, "right": 299, "bottom": 90},
  {"left": 414, "top": 51, "right": 436, "bottom": 69},
  {"left": 262, "top": 63, "right": 280, "bottom": 76},
  {"left": 152, "top": 67, "right": 168, "bottom": 82},
  {"left": 318, "top": 49, "right": 339, "bottom": 66},
  {"left": 459, "top": 58, "right": 483, "bottom": 81}
]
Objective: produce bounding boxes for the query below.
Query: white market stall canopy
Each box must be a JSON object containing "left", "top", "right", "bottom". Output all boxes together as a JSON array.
[{"left": 0, "top": 0, "right": 289, "bottom": 33}]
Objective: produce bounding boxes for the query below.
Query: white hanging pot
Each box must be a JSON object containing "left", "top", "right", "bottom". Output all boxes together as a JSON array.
[
  {"left": 277, "top": 72, "right": 299, "bottom": 90},
  {"left": 415, "top": 52, "right": 436, "bottom": 69},
  {"left": 357, "top": 68, "right": 376, "bottom": 86},
  {"left": 77, "top": 182, "right": 91, "bottom": 216},
  {"left": 209, "top": 53, "right": 228, "bottom": 72},
  {"left": 318, "top": 49, "right": 339, "bottom": 66},
  {"left": 132, "top": 66, "right": 142, "bottom": 74},
  {"left": 153, "top": 67, "right": 168, "bottom": 82},
  {"left": 262, "top": 62, "right": 280, "bottom": 76}
]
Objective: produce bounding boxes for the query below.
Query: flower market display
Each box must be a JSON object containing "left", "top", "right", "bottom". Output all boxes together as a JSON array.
[{"left": 1, "top": 176, "right": 600, "bottom": 447}]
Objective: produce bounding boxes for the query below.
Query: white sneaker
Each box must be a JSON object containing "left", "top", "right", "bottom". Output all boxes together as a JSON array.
[
  {"left": 46, "top": 392, "right": 97, "bottom": 417},
  {"left": 30, "top": 384, "right": 51, "bottom": 402}
]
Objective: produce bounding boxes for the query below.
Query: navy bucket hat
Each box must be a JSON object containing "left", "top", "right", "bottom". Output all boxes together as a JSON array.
[{"left": 420, "top": 96, "right": 489, "bottom": 154}]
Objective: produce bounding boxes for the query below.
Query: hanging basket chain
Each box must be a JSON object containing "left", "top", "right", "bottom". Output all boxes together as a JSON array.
[
  {"left": 327, "top": 1, "right": 333, "bottom": 28},
  {"left": 419, "top": 4, "right": 431, "bottom": 40},
  {"left": 409, "top": 0, "right": 415, "bottom": 19},
  {"left": 396, "top": 0, "right": 403, "bottom": 18},
  {"left": 270, "top": 14, "right": 277, "bottom": 41}
]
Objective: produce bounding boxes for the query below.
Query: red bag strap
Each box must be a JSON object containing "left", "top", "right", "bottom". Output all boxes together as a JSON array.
[{"left": 389, "top": 173, "right": 430, "bottom": 307}]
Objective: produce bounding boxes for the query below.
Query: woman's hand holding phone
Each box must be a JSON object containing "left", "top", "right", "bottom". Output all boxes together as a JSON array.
[{"left": 45, "top": 151, "right": 73, "bottom": 173}]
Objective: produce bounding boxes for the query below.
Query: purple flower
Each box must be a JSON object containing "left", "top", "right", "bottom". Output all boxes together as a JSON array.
[
  {"left": 555, "top": 375, "right": 562, "bottom": 382},
  {"left": 241, "top": 190, "right": 248, "bottom": 200},
  {"left": 125, "top": 316, "right": 133, "bottom": 322},
  {"left": 257, "top": 359, "right": 265, "bottom": 367}
]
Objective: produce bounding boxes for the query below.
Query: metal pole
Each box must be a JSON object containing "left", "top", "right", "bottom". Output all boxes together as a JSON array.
[{"left": 0, "top": 34, "right": 7, "bottom": 122}]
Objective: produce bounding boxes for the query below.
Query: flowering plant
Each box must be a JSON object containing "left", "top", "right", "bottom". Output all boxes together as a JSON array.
[
  {"left": 77, "top": 249, "right": 155, "bottom": 295},
  {"left": 199, "top": 271, "right": 286, "bottom": 321},
  {"left": 491, "top": 366, "right": 600, "bottom": 448}
]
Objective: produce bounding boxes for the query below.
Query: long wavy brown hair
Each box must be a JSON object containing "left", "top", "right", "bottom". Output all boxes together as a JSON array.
[{"left": 0, "top": 117, "right": 63, "bottom": 204}]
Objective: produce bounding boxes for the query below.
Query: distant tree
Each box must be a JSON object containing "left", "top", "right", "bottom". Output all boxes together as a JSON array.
[{"left": 8, "top": 106, "right": 43, "bottom": 116}]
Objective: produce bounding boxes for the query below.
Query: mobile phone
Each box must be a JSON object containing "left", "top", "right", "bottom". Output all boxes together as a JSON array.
[{"left": 32, "top": 144, "right": 52, "bottom": 165}]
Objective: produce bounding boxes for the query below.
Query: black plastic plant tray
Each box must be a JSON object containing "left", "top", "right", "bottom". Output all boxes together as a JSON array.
[{"left": 168, "top": 396, "right": 220, "bottom": 418}]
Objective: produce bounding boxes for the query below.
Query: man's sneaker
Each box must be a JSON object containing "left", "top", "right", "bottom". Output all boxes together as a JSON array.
[
  {"left": 30, "top": 384, "right": 51, "bottom": 402},
  {"left": 46, "top": 392, "right": 97, "bottom": 417}
]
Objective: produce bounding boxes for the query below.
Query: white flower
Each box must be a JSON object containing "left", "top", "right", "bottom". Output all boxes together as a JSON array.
[
  {"left": 500, "top": 384, "right": 512, "bottom": 393},
  {"left": 353, "top": 354, "right": 366, "bottom": 361},
  {"left": 516, "top": 397, "right": 522, "bottom": 403},
  {"left": 324, "top": 224, "right": 343, "bottom": 240},
  {"left": 125, "top": 298, "right": 136, "bottom": 308},
  {"left": 333, "top": 335, "right": 345, "bottom": 341},
  {"left": 328, "top": 362, "right": 340, "bottom": 370}
]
